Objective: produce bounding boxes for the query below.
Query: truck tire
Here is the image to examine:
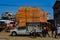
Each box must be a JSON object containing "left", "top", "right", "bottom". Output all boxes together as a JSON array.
[
  {"left": 12, "top": 32, "right": 17, "bottom": 36},
  {"left": 33, "top": 32, "right": 37, "bottom": 37},
  {"left": 31, "top": 32, "right": 36, "bottom": 37},
  {"left": 30, "top": 32, "right": 32, "bottom": 36}
]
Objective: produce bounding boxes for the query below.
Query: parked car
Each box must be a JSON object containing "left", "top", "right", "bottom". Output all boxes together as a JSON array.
[{"left": 0, "top": 20, "right": 14, "bottom": 32}]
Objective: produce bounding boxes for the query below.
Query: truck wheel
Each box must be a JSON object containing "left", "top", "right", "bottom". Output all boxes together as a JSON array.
[
  {"left": 30, "top": 33, "right": 32, "bottom": 36},
  {"left": 30, "top": 32, "right": 36, "bottom": 37},
  {"left": 33, "top": 32, "right": 36, "bottom": 37},
  {"left": 12, "top": 32, "right": 17, "bottom": 36}
]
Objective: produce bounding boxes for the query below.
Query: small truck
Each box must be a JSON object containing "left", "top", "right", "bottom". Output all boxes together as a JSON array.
[{"left": 10, "top": 23, "right": 43, "bottom": 36}]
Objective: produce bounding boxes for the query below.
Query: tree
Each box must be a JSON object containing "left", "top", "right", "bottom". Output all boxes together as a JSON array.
[{"left": 1, "top": 12, "right": 15, "bottom": 20}]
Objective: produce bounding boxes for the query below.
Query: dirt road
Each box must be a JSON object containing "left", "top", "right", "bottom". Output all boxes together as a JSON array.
[{"left": 0, "top": 32, "right": 60, "bottom": 40}]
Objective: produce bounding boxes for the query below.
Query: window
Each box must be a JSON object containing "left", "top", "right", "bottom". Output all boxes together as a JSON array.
[{"left": 17, "top": 27, "right": 26, "bottom": 30}]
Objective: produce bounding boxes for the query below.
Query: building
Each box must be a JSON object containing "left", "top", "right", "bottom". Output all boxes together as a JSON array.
[
  {"left": 53, "top": 0, "right": 60, "bottom": 26},
  {"left": 2, "top": 12, "right": 15, "bottom": 21}
]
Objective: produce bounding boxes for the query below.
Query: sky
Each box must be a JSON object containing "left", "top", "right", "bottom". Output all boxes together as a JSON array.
[{"left": 0, "top": 0, "right": 56, "bottom": 19}]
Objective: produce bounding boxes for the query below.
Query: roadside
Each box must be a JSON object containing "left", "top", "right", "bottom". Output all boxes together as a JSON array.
[{"left": 0, "top": 32, "right": 60, "bottom": 40}]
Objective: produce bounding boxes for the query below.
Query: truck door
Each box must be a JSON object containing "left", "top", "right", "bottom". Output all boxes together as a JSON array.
[{"left": 17, "top": 27, "right": 27, "bottom": 34}]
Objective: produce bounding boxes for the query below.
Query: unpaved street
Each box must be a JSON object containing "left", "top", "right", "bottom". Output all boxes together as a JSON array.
[{"left": 0, "top": 32, "right": 60, "bottom": 40}]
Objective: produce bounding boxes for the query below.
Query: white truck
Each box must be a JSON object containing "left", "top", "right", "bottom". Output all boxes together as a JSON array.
[{"left": 10, "top": 24, "right": 42, "bottom": 36}]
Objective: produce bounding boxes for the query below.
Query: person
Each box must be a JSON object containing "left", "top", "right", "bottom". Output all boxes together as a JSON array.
[
  {"left": 32, "top": 25, "right": 37, "bottom": 37},
  {"left": 42, "top": 25, "right": 47, "bottom": 37},
  {"left": 10, "top": 23, "right": 14, "bottom": 29},
  {"left": 33, "top": 28, "right": 36, "bottom": 37},
  {"left": 51, "top": 27, "right": 55, "bottom": 37},
  {"left": 46, "top": 25, "right": 50, "bottom": 37},
  {"left": 54, "top": 26, "right": 57, "bottom": 38},
  {"left": 42, "top": 25, "right": 50, "bottom": 37},
  {"left": 51, "top": 24, "right": 56, "bottom": 37},
  {"left": 15, "top": 21, "right": 19, "bottom": 28},
  {"left": 30, "top": 25, "right": 37, "bottom": 38},
  {"left": 6, "top": 23, "right": 10, "bottom": 32}
]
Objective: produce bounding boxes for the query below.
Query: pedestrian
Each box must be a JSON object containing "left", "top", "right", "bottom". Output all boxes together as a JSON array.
[
  {"left": 30, "top": 25, "right": 37, "bottom": 38},
  {"left": 51, "top": 27, "right": 54, "bottom": 37},
  {"left": 32, "top": 25, "right": 37, "bottom": 37},
  {"left": 51, "top": 25, "right": 57, "bottom": 37},
  {"left": 42, "top": 25, "right": 50, "bottom": 37},
  {"left": 10, "top": 23, "right": 14, "bottom": 29},
  {"left": 46, "top": 25, "right": 50, "bottom": 37},
  {"left": 54, "top": 26, "right": 57, "bottom": 38},
  {"left": 6, "top": 23, "right": 10, "bottom": 32},
  {"left": 42, "top": 25, "right": 47, "bottom": 37}
]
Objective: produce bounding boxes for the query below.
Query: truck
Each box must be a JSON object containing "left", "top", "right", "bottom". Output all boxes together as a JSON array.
[
  {"left": 10, "top": 7, "right": 47, "bottom": 36},
  {"left": 10, "top": 22, "right": 43, "bottom": 36}
]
